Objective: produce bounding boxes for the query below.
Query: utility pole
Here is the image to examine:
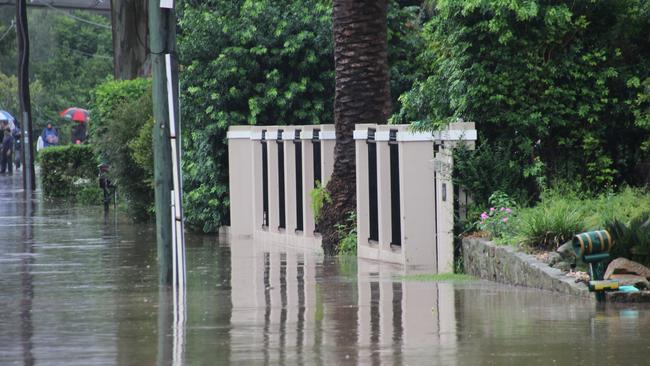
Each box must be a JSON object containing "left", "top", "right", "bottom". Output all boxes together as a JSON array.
[
  {"left": 15, "top": 0, "right": 35, "bottom": 192},
  {"left": 148, "top": 0, "right": 178, "bottom": 286}
]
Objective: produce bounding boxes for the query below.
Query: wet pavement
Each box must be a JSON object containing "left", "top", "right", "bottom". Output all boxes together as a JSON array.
[{"left": 2, "top": 172, "right": 650, "bottom": 365}]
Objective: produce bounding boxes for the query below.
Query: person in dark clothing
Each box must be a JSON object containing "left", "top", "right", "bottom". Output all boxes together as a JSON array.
[
  {"left": 13, "top": 130, "right": 21, "bottom": 170},
  {"left": 71, "top": 122, "right": 87, "bottom": 144},
  {"left": 1, "top": 128, "right": 14, "bottom": 174}
]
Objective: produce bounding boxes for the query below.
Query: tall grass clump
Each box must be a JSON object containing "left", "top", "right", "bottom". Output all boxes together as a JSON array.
[
  {"left": 582, "top": 187, "right": 650, "bottom": 229},
  {"left": 513, "top": 194, "right": 586, "bottom": 250}
]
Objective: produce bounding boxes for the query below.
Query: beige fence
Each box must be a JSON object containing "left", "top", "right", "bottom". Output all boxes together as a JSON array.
[{"left": 227, "top": 123, "right": 476, "bottom": 270}]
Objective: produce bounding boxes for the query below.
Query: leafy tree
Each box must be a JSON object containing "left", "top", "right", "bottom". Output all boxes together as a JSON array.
[
  {"left": 0, "top": 10, "right": 16, "bottom": 77},
  {"left": 178, "top": 0, "right": 335, "bottom": 233},
  {"left": 0, "top": 71, "right": 46, "bottom": 123},
  {"left": 398, "top": 0, "right": 650, "bottom": 199},
  {"left": 178, "top": 0, "right": 422, "bottom": 233},
  {"left": 34, "top": 11, "right": 113, "bottom": 127}
]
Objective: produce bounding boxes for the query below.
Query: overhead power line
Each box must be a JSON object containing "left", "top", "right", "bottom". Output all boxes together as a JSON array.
[
  {"left": 0, "top": 21, "right": 15, "bottom": 42},
  {"left": 38, "top": 1, "right": 111, "bottom": 29}
]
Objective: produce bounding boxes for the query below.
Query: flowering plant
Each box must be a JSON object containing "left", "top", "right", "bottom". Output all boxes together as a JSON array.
[{"left": 477, "top": 206, "right": 514, "bottom": 239}]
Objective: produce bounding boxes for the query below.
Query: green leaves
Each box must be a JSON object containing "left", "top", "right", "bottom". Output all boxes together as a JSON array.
[
  {"left": 400, "top": 0, "right": 650, "bottom": 200},
  {"left": 90, "top": 78, "right": 154, "bottom": 221},
  {"left": 179, "top": 0, "right": 335, "bottom": 232}
]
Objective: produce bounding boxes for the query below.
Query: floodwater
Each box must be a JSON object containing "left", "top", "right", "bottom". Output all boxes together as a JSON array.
[{"left": 2, "top": 173, "right": 650, "bottom": 366}]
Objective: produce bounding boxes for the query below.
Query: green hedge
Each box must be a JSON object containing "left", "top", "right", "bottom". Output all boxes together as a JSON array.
[
  {"left": 90, "top": 78, "right": 154, "bottom": 220},
  {"left": 40, "top": 144, "right": 97, "bottom": 200}
]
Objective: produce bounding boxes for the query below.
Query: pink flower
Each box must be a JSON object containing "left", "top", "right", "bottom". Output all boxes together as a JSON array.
[
  {"left": 502, "top": 217, "right": 509, "bottom": 223},
  {"left": 506, "top": 208, "right": 512, "bottom": 213},
  {"left": 490, "top": 207, "right": 495, "bottom": 212},
  {"left": 480, "top": 212, "right": 489, "bottom": 220},
  {"left": 500, "top": 207, "right": 505, "bottom": 212}
]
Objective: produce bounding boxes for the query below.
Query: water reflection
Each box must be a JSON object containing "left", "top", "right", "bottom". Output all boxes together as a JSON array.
[
  {"left": 229, "top": 240, "right": 460, "bottom": 365},
  {"left": 3, "top": 171, "right": 650, "bottom": 365},
  {"left": 20, "top": 195, "right": 35, "bottom": 366}
]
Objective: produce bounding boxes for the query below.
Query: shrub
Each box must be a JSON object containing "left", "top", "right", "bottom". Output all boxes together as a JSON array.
[
  {"left": 310, "top": 180, "right": 331, "bottom": 222},
  {"left": 453, "top": 141, "right": 533, "bottom": 208},
  {"left": 336, "top": 211, "right": 357, "bottom": 256},
  {"left": 606, "top": 213, "right": 650, "bottom": 266},
  {"left": 582, "top": 187, "right": 650, "bottom": 229},
  {"left": 514, "top": 200, "right": 585, "bottom": 251},
  {"left": 400, "top": 0, "right": 650, "bottom": 196},
  {"left": 477, "top": 206, "right": 514, "bottom": 240},
  {"left": 90, "top": 78, "right": 154, "bottom": 220},
  {"left": 76, "top": 184, "right": 104, "bottom": 205},
  {"left": 39, "top": 144, "right": 97, "bottom": 200}
]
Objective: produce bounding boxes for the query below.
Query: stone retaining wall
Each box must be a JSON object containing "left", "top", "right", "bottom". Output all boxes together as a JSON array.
[{"left": 463, "top": 237, "right": 591, "bottom": 298}]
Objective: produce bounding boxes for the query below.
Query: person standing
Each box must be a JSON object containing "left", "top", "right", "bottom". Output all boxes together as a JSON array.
[
  {"left": 13, "top": 130, "right": 21, "bottom": 170},
  {"left": 41, "top": 122, "right": 59, "bottom": 148},
  {"left": 0, "top": 129, "right": 14, "bottom": 174}
]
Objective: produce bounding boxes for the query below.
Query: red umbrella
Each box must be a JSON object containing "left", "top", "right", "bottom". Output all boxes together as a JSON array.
[{"left": 60, "top": 107, "right": 90, "bottom": 123}]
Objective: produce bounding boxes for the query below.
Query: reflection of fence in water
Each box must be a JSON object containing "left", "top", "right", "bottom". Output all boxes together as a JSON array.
[
  {"left": 357, "top": 260, "right": 457, "bottom": 365},
  {"left": 229, "top": 241, "right": 458, "bottom": 364},
  {"left": 230, "top": 241, "right": 319, "bottom": 364}
]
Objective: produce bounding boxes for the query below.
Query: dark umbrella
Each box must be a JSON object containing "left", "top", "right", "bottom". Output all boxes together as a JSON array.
[{"left": 60, "top": 107, "right": 89, "bottom": 123}]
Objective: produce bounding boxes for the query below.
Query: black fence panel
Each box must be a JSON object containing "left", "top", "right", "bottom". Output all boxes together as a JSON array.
[
  {"left": 389, "top": 130, "right": 401, "bottom": 246},
  {"left": 294, "top": 130, "right": 303, "bottom": 231},
  {"left": 313, "top": 129, "right": 321, "bottom": 187},
  {"left": 277, "top": 130, "right": 286, "bottom": 229},
  {"left": 368, "top": 129, "right": 379, "bottom": 242},
  {"left": 261, "top": 130, "right": 269, "bottom": 227}
]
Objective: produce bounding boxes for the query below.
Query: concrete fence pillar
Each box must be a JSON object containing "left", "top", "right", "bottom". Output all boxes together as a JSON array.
[
  {"left": 434, "top": 145, "right": 454, "bottom": 273},
  {"left": 355, "top": 125, "right": 372, "bottom": 259},
  {"left": 300, "top": 128, "right": 316, "bottom": 236},
  {"left": 227, "top": 126, "right": 255, "bottom": 237},
  {"left": 320, "top": 125, "right": 336, "bottom": 187},
  {"left": 266, "top": 129, "right": 280, "bottom": 232},
  {"left": 397, "top": 136, "right": 437, "bottom": 268},
  {"left": 250, "top": 127, "right": 265, "bottom": 230},
  {"left": 375, "top": 129, "right": 392, "bottom": 252},
  {"left": 282, "top": 127, "right": 298, "bottom": 233}
]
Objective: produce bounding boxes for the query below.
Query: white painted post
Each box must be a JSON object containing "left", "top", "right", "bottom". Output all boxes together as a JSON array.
[
  {"left": 283, "top": 127, "right": 297, "bottom": 233},
  {"left": 375, "top": 130, "right": 392, "bottom": 251},
  {"left": 266, "top": 129, "right": 280, "bottom": 232},
  {"left": 300, "top": 128, "right": 315, "bottom": 236}
]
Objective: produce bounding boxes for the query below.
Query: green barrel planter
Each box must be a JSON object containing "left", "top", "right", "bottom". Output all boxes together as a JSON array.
[{"left": 572, "top": 230, "right": 613, "bottom": 258}]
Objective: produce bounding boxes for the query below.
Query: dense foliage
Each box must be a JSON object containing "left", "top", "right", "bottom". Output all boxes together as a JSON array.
[
  {"left": 179, "top": 0, "right": 422, "bottom": 232},
  {"left": 480, "top": 187, "right": 650, "bottom": 251},
  {"left": 90, "top": 78, "right": 154, "bottom": 220},
  {"left": 178, "top": 0, "right": 335, "bottom": 232},
  {"left": 607, "top": 213, "right": 650, "bottom": 267},
  {"left": 39, "top": 144, "right": 97, "bottom": 200},
  {"left": 398, "top": 0, "right": 650, "bottom": 203},
  {"left": 34, "top": 11, "right": 113, "bottom": 128},
  {"left": 0, "top": 8, "right": 112, "bottom": 129}
]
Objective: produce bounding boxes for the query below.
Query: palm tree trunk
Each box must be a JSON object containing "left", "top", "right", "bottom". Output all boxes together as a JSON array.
[{"left": 318, "top": 0, "right": 391, "bottom": 255}]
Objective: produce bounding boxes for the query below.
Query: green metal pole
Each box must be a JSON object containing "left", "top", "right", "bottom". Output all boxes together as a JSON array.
[{"left": 148, "top": 0, "right": 177, "bottom": 286}]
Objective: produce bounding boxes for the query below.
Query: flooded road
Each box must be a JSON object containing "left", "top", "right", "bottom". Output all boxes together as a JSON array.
[{"left": 2, "top": 172, "right": 650, "bottom": 365}]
